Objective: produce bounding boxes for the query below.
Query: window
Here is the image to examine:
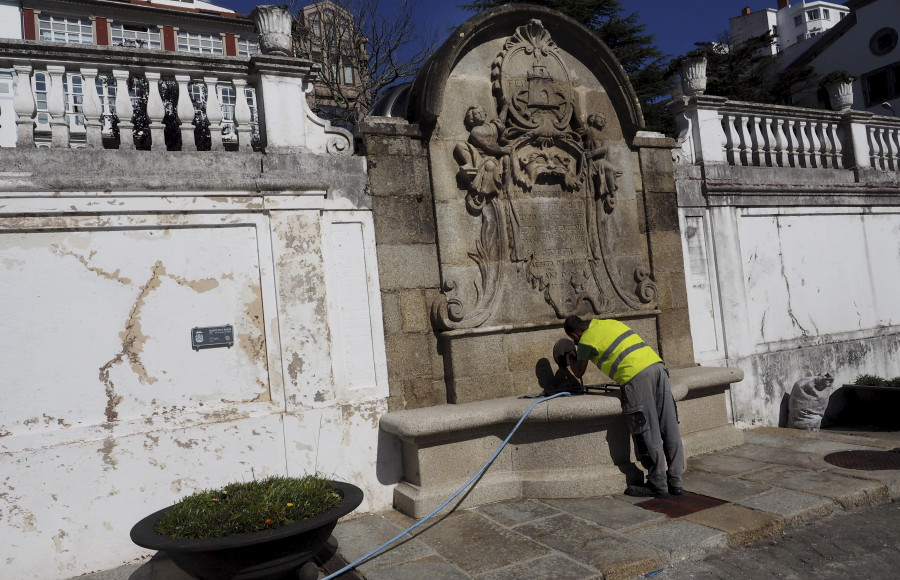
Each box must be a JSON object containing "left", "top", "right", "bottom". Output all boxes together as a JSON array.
[
  {"left": 219, "top": 84, "right": 236, "bottom": 138},
  {"left": 840, "top": 12, "right": 845, "bottom": 20},
  {"left": 33, "top": 72, "right": 50, "bottom": 129},
  {"left": 62, "top": 74, "right": 85, "bottom": 128},
  {"left": 772, "top": 25, "right": 779, "bottom": 37},
  {"left": 823, "top": 9, "right": 830, "bottom": 20},
  {"left": 110, "top": 24, "right": 161, "bottom": 49},
  {"left": 807, "top": 9, "right": 821, "bottom": 21},
  {"left": 237, "top": 38, "right": 258, "bottom": 57},
  {"left": 861, "top": 62, "right": 900, "bottom": 106},
  {"left": 95, "top": 76, "right": 117, "bottom": 135},
  {"left": 343, "top": 64, "right": 354, "bottom": 85},
  {"left": 870, "top": 28, "right": 898, "bottom": 57},
  {"left": 794, "top": 14, "right": 803, "bottom": 27},
  {"left": 176, "top": 31, "right": 223, "bottom": 54},
  {"left": 37, "top": 14, "right": 93, "bottom": 44}
]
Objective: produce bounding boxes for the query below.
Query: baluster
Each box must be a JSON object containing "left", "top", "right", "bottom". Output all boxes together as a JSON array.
[
  {"left": 204, "top": 76, "right": 224, "bottom": 151},
  {"left": 815, "top": 121, "right": 830, "bottom": 168},
  {"left": 13, "top": 65, "right": 36, "bottom": 148},
  {"left": 774, "top": 118, "right": 788, "bottom": 166},
  {"left": 762, "top": 116, "right": 776, "bottom": 167},
  {"left": 831, "top": 122, "right": 844, "bottom": 169},
  {"left": 112, "top": 69, "right": 134, "bottom": 150},
  {"left": 232, "top": 78, "right": 253, "bottom": 152},
  {"left": 889, "top": 128, "right": 900, "bottom": 171},
  {"left": 174, "top": 75, "right": 196, "bottom": 151},
  {"left": 867, "top": 126, "right": 878, "bottom": 168},
  {"left": 810, "top": 120, "right": 823, "bottom": 168},
  {"left": 79, "top": 68, "right": 103, "bottom": 149},
  {"left": 144, "top": 71, "right": 166, "bottom": 150},
  {"left": 737, "top": 114, "right": 752, "bottom": 166},
  {"left": 786, "top": 118, "right": 800, "bottom": 167},
  {"left": 798, "top": 120, "right": 812, "bottom": 167},
  {"left": 876, "top": 127, "right": 889, "bottom": 170},
  {"left": 46, "top": 66, "right": 69, "bottom": 148},
  {"left": 750, "top": 115, "right": 764, "bottom": 166}
]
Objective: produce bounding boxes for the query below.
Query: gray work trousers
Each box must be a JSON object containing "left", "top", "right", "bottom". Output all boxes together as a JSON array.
[{"left": 620, "top": 362, "right": 684, "bottom": 493}]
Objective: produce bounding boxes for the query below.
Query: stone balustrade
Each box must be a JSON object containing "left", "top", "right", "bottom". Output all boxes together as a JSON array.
[
  {"left": 671, "top": 94, "right": 900, "bottom": 172},
  {"left": 0, "top": 38, "right": 353, "bottom": 155}
]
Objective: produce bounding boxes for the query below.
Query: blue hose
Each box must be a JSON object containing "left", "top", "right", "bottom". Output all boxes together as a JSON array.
[{"left": 322, "top": 391, "right": 572, "bottom": 579}]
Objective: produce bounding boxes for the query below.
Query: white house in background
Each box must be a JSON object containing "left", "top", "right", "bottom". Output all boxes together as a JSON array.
[
  {"left": 730, "top": 0, "right": 850, "bottom": 57},
  {"left": 786, "top": 0, "right": 900, "bottom": 113}
]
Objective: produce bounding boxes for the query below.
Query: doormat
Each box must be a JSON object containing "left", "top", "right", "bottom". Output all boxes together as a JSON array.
[
  {"left": 637, "top": 492, "right": 728, "bottom": 518},
  {"left": 823, "top": 449, "right": 900, "bottom": 471}
]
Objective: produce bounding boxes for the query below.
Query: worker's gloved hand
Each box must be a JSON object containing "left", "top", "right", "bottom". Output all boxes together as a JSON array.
[{"left": 565, "top": 349, "right": 577, "bottom": 367}]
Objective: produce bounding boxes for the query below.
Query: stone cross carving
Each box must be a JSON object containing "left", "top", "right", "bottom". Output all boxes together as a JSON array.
[{"left": 432, "top": 19, "right": 657, "bottom": 330}]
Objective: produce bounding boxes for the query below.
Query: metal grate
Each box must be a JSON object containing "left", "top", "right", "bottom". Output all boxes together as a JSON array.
[
  {"left": 637, "top": 491, "right": 727, "bottom": 518},
  {"left": 823, "top": 449, "right": 900, "bottom": 471}
]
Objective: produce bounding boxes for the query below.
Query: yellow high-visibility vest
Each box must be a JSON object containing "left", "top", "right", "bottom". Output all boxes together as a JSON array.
[{"left": 579, "top": 319, "right": 662, "bottom": 384}]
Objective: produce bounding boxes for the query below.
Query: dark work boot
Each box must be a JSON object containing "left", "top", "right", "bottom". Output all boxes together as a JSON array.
[
  {"left": 668, "top": 485, "right": 684, "bottom": 496},
  {"left": 624, "top": 485, "right": 669, "bottom": 499}
]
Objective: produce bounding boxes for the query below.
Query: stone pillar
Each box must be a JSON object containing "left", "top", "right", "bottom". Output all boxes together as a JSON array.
[
  {"left": 13, "top": 65, "right": 36, "bottom": 148},
  {"left": 112, "top": 69, "right": 134, "bottom": 150},
  {"left": 840, "top": 110, "right": 874, "bottom": 170},
  {"left": 668, "top": 95, "right": 729, "bottom": 165},
  {"left": 79, "top": 68, "right": 104, "bottom": 149},
  {"left": 174, "top": 75, "right": 196, "bottom": 151},
  {"left": 635, "top": 131, "right": 696, "bottom": 368},
  {"left": 251, "top": 55, "right": 315, "bottom": 151},
  {"left": 232, "top": 78, "right": 253, "bottom": 151},
  {"left": 203, "top": 76, "right": 224, "bottom": 150},
  {"left": 46, "top": 65, "right": 69, "bottom": 148},
  {"left": 144, "top": 71, "right": 166, "bottom": 150}
]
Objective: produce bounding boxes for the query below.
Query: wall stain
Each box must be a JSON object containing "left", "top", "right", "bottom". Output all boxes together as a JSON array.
[
  {"left": 98, "top": 261, "right": 164, "bottom": 421},
  {"left": 314, "top": 391, "right": 326, "bottom": 402},
  {"left": 99, "top": 436, "right": 118, "bottom": 469},
  {"left": 50, "top": 245, "right": 132, "bottom": 285},
  {"left": 167, "top": 272, "right": 220, "bottom": 294},
  {"left": 174, "top": 438, "right": 198, "bottom": 449},
  {"left": 287, "top": 353, "right": 305, "bottom": 383}
]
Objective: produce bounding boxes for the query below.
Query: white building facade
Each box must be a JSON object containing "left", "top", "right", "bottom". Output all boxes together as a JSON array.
[{"left": 730, "top": 0, "right": 850, "bottom": 57}]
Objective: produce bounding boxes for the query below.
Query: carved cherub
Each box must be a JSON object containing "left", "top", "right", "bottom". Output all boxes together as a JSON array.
[
  {"left": 454, "top": 105, "right": 510, "bottom": 208},
  {"left": 581, "top": 112, "right": 622, "bottom": 211}
]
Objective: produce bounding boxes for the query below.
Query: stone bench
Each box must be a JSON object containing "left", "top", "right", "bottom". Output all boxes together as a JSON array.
[{"left": 380, "top": 366, "right": 744, "bottom": 517}]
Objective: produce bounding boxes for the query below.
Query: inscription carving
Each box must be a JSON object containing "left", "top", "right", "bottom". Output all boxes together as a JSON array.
[{"left": 432, "top": 19, "right": 657, "bottom": 330}]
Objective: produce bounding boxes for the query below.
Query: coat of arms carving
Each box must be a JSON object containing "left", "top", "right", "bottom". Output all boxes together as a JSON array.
[{"left": 433, "top": 19, "right": 657, "bottom": 330}]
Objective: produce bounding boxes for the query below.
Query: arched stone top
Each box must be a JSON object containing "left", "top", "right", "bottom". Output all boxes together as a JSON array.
[{"left": 406, "top": 4, "right": 644, "bottom": 139}]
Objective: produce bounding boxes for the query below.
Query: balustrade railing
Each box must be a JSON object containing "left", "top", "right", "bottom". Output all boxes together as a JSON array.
[
  {"left": 1, "top": 40, "right": 258, "bottom": 152},
  {"left": 671, "top": 94, "right": 900, "bottom": 172}
]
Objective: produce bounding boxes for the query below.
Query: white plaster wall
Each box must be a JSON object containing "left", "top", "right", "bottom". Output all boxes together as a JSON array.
[
  {"left": 0, "top": 193, "right": 393, "bottom": 578},
  {"left": 0, "top": 1, "right": 22, "bottom": 40},
  {"left": 681, "top": 204, "right": 900, "bottom": 425}
]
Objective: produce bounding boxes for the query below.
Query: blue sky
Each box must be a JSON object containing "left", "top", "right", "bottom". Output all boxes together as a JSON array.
[{"left": 217, "top": 1, "right": 787, "bottom": 59}]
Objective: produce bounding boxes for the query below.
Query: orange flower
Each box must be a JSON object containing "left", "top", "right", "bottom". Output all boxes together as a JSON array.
[{"left": 265, "top": 518, "right": 274, "bottom": 525}]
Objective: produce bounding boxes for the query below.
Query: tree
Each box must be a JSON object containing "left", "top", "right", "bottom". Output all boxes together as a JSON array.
[
  {"left": 289, "top": 0, "right": 435, "bottom": 129},
  {"left": 461, "top": 0, "right": 676, "bottom": 135},
  {"left": 671, "top": 32, "right": 815, "bottom": 105}
]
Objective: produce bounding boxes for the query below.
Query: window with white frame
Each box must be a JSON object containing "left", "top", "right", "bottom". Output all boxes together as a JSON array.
[
  {"left": 177, "top": 31, "right": 223, "bottom": 54},
  {"left": 823, "top": 9, "right": 830, "bottom": 20},
  {"left": 62, "top": 74, "right": 85, "bottom": 128},
  {"left": 38, "top": 14, "right": 93, "bottom": 44},
  {"left": 342, "top": 64, "right": 354, "bottom": 85},
  {"left": 110, "top": 24, "right": 161, "bottom": 49},
  {"left": 807, "top": 9, "right": 821, "bottom": 20},
  {"left": 219, "top": 84, "right": 236, "bottom": 138},
  {"left": 33, "top": 72, "right": 50, "bottom": 129},
  {"left": 95, "top": 76, "right": 117, "bottom": 134},
  {"left": 237, "top": 38, "right": 258, "bottom": 57},
  {"left": 794, "top": 14, "right": 803, "bottom": 27}
]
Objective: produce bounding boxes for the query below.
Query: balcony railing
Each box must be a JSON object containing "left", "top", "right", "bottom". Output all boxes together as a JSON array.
[
  {"left": 670, "top": 94, "right": 900, "bottom": 172},
  {"left": 0, "top": 38, "right": 352, "bottom": 155}
]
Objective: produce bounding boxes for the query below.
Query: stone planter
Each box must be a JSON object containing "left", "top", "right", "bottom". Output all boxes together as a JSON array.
[
  {"left": 824, "top": 80, "right": 854, "bottom": 111},
  {"left": 251, "top": 5, "right": 294, "bottom": 56},
  {"left": 130, "top": 481, "right": 363, "bottom": 580},
  {"left": 680, "top": 56, "right": 707, "bottom": 97}
]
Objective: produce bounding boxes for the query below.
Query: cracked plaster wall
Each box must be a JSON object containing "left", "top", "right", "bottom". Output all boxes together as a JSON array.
[
  {"left": 0, "top": 150, "right": 393, "bottom": 579},
  {"left": 677, "top": 164, "right": 900, "bottom": 425}
]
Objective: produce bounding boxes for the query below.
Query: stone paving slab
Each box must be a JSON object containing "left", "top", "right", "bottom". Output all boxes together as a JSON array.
[
  {"left": 688, "top": 453, "right": 772, "bottom": 475},
  {"left": 473, "top": 499, "right": 560, "bottom": 527},
  {"left": 823, "top": 465, "right": 900, "bottom": 497},
  {"left": 682, "top": 470, "right": 772, "bottom": 502},
  {"left": 472, "top": 554, "right": 601, "bottom": 580},
  {"left": 753, "top": 427, "right": 900, "bottom": 449},
  {"left": 734, "top": 488, "right": 835, "bottom": 527},
  {"left": 625, "top": 519, "right": 728, "bottom": 560},
  {"left": 364, "top": 558, "right": 469, "bottom": 580},
  {"left": 724, "top": 442, "right": 831, "bottom": 470},
  {"left": 513, "top": 512, "right": 665, "bottom": 580},
  {"left": 541, "top": 496, "right": 667, "bottom": 531},
  {"left": 407, "top": 510, "right": 550, "bottom": 576},
  {"left": 738, "top": 465, "right": 890, "bottom": 509},
  {"left": 332, "top": 514, "right": 440, "bottom": 576},
  {"left": 682, "top": 504, "right": 784, "bottom": 547}
]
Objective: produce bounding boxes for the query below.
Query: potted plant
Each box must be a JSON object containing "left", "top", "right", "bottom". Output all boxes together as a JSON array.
[
  {"left": 819, "top": 70, "right": 857, "bottom": 111},
  {"left": 131, "top": 475, "right": 363, "bottom": 580},
  {"left": 826, "top": 374, "right": 900, "bottom": 430}
]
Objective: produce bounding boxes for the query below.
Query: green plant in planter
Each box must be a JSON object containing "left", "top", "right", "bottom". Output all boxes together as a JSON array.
[
  {"left": 819, "top": 70, "right": 857, "bottom": 87},
  {"left": 852, "top": 374, "right": 900, "bottom": 388},
  {"left": 155, "top": 475, "right": 341, "bottom": 539}
]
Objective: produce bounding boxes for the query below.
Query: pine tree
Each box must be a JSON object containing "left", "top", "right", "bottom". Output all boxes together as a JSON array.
[{"left": 461, "top": 0, "right": 675, "bottom": 134}]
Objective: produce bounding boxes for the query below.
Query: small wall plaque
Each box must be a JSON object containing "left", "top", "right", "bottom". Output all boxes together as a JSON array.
[{"left": 191, "top": 325, "right": 234, "bottom": 350}]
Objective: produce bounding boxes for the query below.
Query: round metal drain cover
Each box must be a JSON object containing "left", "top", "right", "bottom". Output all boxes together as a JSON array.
[{"left": 823, "top": 449, "right": 900, "bottom": 470}]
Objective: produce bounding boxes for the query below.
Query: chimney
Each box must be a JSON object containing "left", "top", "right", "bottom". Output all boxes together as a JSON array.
[
  {"left": 778, "top": 0, "right": 790, "bottom": 9},
  {"left": 742, "top": 6, "right": 751, "bottom": 15}
]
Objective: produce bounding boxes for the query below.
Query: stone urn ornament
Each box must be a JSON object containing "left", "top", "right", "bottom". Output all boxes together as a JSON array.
[
  {"left": 820, "top": 70, "right": 856, "bottom": 111},
  {"left": 251, "top": 5, "right": 294, "bottom": 56},
  {"left": 680, "top": 55, "right": 707, "bottom": 97}
]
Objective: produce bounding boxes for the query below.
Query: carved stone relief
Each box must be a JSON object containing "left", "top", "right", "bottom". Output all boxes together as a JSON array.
[{"left": 432, "top": 19, "right": 657, "bottom": 330}]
